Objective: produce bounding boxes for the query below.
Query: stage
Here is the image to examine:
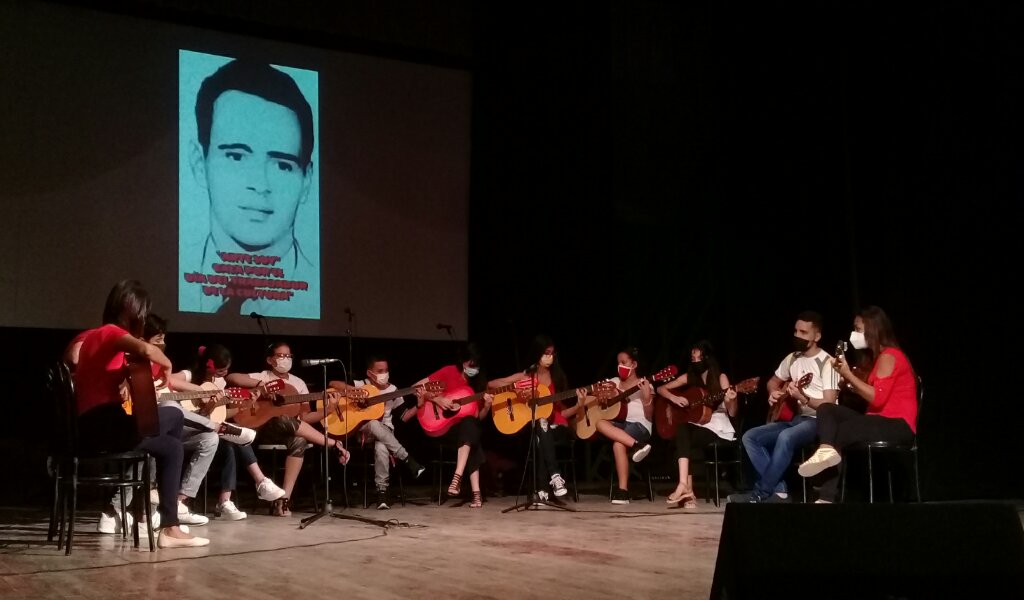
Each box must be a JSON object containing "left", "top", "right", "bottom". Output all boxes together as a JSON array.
[{"left": 0, "top": 494, "right": 727, "bottom": 599}]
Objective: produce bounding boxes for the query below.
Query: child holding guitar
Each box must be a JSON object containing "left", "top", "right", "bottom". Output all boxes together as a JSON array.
[
  {"left": 178, "top": 343, "right": 286, "bottom": 520},
  {"left": 226, "top": 341, "right": 352, "bottom": 517},
  {"left": 488, "top": 335, "right": 584, "bottom": 501},
  {"left": 655, "top": 341, "right": 741, "bottom": 508},
  {"left": 597, "top": 347, "right": 655, "bottom": 505},
  {"left": 412, "top": 343, "right": 493, "bottom": 508},
  {"left": 732, "top": 311, "right": 839, "bottom": 504},
  {"left": 73, "top": 280, "right": 207, "bottom": 548}
]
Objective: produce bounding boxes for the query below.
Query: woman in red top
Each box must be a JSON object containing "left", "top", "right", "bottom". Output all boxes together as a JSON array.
[
  {"left": 75, "top": 280, "right": 207, "bottom": 548},
  {"left": 797, "top": 306, "right": 918, "bottom": 502},
  {"left": 413, "top": 343, "right": 493, "bottom": 508},
  {"left": 489, "top": 335, "right": 582, "bottom": 502}
]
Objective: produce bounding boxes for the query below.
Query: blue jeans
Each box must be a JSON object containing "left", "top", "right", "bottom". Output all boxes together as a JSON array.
[{"left": 741, "top": 416, "right": 817, "bottom": 498}]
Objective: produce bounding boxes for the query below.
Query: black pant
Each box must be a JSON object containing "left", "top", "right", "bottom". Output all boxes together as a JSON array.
[
  {"left": 815, "top": 403, "right": 914, "bottom": 501},
  {"left": 444, "top": 416, "right": 485, "bottom": 475},
  {"left": 535, "top": 424, "right": 572, "bottom": 489},
  {"left": 78, "top": 402, "right": 185, "bottom": 527},
  {"left": 674, "top": 422, "right": 722, "bottom": 461}
]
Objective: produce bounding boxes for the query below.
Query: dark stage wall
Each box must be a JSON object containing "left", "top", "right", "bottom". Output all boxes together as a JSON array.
[{"left": 3, "top": 1, "right": 1022, "bottom": 503}]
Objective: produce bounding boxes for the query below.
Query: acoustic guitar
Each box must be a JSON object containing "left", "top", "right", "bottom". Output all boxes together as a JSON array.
[
  {"left": 122, "top": 353, "right": 160, "bottom": 439},
  {"left": 161, "top": 383, "right": 254, "bottom": 423},
  {"left": 417, "top": 383, "right": 520, "bottom": 437},
  {"left": 231, "top": 380, "right": 367, "bottom": 429},
  {"left": 655, "top": 376, "right": 760, "bottom": 440},
  {"left": 573, "top": 365, "right": 678, "bottom": 440},
  {"left": 766, "top": 372, "right": 814, "bottom": 423},
  {"left": 324, "top": 380, "right": 445, "bottom": 436},
  {"left": 491, "top": 379, "right": 618, "bottom": 435}
]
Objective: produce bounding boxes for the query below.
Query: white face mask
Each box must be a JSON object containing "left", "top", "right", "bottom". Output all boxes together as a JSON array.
[
  {"left": 274, "top": 357, "right": 292, "bottom": 373},
  {"left": 849, "top": 330, "right": 868, "bottom": 350},
  {"left": 371, "top": 371, "right": 390, "bottom": 386},
  {"left": 539, "top": 355, "right": 554, "bottom": 368},
  {"left": 463, "top": 365, "right": 480, "bottom": 378}
]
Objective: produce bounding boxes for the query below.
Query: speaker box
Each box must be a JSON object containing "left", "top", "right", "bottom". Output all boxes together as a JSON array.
[{"left": 711, "top": 502, "right": 1024, "bottom": 600}]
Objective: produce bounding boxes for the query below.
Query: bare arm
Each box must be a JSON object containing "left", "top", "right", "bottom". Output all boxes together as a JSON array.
[
  {"left": 720, "top": 373, "right": 739, "bottom": 418},
  {"left": 226, "top": 373, "right": 262, "bottom": 388},
  {"left": 766, "top": 375, "right": 787, "bottom": 404},
  {"left": 488, "top": 372, "right": 527, "bottom": 387},
  {"left": 805, "top": 388, "right": 837, "bottom": 410},
  {"left": 64, "top": 341, "right": 83, "bottom": 368},
  {"left": 656, "top": 373, "right": 689, "bottom": 397},
  {"left": 168, "top": 372, "right": 204, "bottom": 392},
  {"left": 111, "top": 335, "right": 171, "bottom": 370}
]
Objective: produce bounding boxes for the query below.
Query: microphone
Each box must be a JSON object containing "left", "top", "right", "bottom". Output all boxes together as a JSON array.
[
  {"left": 300, "top": 358, "right": 341, "bottom": 367},
  {"left": 436, "top": 323, "right": 453, "bottom": 330},
  {"left": 250, "top": 312, "right": 265, "bottom": 319}
]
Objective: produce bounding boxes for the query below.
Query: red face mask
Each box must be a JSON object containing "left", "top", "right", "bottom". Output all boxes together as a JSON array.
[{"left": 617, "top": 364, "right": 635, "bottom": 379}]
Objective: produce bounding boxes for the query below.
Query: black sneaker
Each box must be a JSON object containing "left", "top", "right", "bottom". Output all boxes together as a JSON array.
[
  {"left": 611, "top": 487, "right": 630, "bottom": 505},
  {"left": 629, "top": 442, "right": 652, "bottom": 463},
  {"left": 406, "top": 457, "right": 426, "bottom": 479},
  {"left": 376, "top": 490, "right": 390, "bottom": 510}
]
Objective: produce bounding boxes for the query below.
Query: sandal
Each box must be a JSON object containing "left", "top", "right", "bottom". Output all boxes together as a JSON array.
[
  {"left": 667, "top": 485, "right": 692, "bottom": 504},
  {"left": 271, "top": 497, "right": 291, "bottom": 517},
  {"left": 680, "top": 494, "right": 698, "bottom": 509},
  {"left": 469, "top": 491, "right": 483, "bottom": 508},
  {"left": 447, "top": 473, "right": 463, "bottom": 497}
]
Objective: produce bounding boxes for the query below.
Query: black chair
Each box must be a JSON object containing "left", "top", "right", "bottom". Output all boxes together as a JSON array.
[
  {"left": 47, "top": 361, "right": 156, "bottom": 554},
  {"left": 840, "top": 375, "right": 923, "bottom": 503},
  {"left": 702, "top": 438, "right": 742, "bottom": 507},
  {"left": 430, "top": 441, "right": 460, "bottom": 505},
  {"left": 555, "top": 438, "right": 580, "bottom": 502},
  {"left": 255, "top": 443, "right": 320, "bottom": 513}
]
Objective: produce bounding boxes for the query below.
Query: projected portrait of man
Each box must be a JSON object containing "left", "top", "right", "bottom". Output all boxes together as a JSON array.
[{"left": 179, "top": 53, "right": 320, "bottom": 319}]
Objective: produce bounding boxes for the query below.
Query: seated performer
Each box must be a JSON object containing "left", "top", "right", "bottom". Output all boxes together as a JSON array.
[
  {"left": 797, "top": 306, "right": 918, "bottom": 503},
  {"left": 226, "top": 341, "right": 351, "bottom": 516},
  {"left": 596, "top": 347, "right": 654, "bottom": 505}
]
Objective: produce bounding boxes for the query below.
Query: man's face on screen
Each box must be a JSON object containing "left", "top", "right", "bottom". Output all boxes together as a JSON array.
[{"left": 201, "top": 90, "right": 310, "bottom": 250}]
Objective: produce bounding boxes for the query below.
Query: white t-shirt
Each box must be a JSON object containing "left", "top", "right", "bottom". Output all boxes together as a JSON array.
[
  {"left": 610, "top": 376, "right": 653, "bottom": 434},
  {"left": 774, "top": 348, "right": 839, "bottom": 417},
  {"left": 248, "top": 370, "right": 310, "bottom": 395},
  {"left": 686, "top": 372, "right": 736, "bottom": 440},
  {"left": 179, "top": 369, "right": 226, "bottom": 390},
  {"left": 354, "top": 379, "right": 404, "bottom": 430}
]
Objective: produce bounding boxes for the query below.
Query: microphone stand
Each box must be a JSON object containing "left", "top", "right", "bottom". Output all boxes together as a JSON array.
[
  {"left": 502, "top": 372, "right": 574, "bottom": 513},
  {"left": 345, "top": 309, "right": 355, "bottom": 385},
  {"left": 299, "top": 361, "right": 364, "bottom": 529}
]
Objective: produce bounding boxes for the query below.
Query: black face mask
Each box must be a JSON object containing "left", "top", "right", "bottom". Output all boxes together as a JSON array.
[
  {"left": 691, "top": 360, "right": 706, "bottom": 373},
  {"left": 792, "top": 336, "right": 811, "bottom": 353}
]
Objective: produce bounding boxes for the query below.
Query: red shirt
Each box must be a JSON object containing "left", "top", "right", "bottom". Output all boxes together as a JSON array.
[
  {"left": 74, "top": 324, "right": 131, "bottom": 415},
  {"left": 866, "top": 347, "right": 918, "bottom": 434},
  {"left": 515, "top": 376, "right": 569, "bottom": 426},
  {"left": 429, "top": 365, "right": 470, "bottom": 396}
]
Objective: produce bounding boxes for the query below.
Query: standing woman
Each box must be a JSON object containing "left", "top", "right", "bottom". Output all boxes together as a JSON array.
[
  {"left": 74, "top": 280, "right": 208, "bottom": 548},
  {"left": 797, "top": 306, "right": 918, "bottom": 502}
]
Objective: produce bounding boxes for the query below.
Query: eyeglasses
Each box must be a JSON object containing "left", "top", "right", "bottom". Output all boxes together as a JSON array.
[{"left": 273, "top": 353, "right": 294, "bottom": 359}]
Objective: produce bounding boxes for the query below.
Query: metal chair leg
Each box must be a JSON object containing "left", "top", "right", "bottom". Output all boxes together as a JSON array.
[
  {"left": 913, "top": 449, "right": 922, "bottom": 502},
  {"left": 713, "top": 445, "right": 721, "bottom": 507},
  {"left": 867, "top": 447, "right": 875, "bottom": 504}
]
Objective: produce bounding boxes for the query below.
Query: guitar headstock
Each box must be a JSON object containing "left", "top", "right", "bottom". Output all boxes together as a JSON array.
[
  {"left": 225, "top": 387, "right": 252, "bottom": 399},
  {"left": 342, "top": 387, "right": 369, "bottom": 399},
  {"left": 263, "top": 379, "right": 286, "bottom": 394},
  {"left": 651, "top": 365, "right": 679, "bottom": 383},
  {"left": 734, "top": 377, "right": 761, "bottom": 394},
  {"left": 421, "top": 381, "right": 446, "bottom": 395},
  {"left": 835, "top": 340, "right": 848, "bottom": 362},
  {"left": 796, "top": 372, "right": 813, "bottom": 388}
]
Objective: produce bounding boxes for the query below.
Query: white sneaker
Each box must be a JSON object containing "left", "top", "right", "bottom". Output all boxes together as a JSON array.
[
  {"left": 216, "top": 500, "right": 247, "bottom": 521},
  {"left": 177, "top": 501, "right": 209, "bottom": 526},
  {"left": 797, "top": 447, "right": 842, "bottom": 478},
  {"left": 218, "top": 423, "right": 256, "bottom": 446},
  {"left": 550, "top": 474, "right": 568, "bottom": 497},
  {"left": 97, "top": 509, "right": 134, "bottom": 534},
  {"left": 256, "top": 478, "right": 286, "bottom": 501}
]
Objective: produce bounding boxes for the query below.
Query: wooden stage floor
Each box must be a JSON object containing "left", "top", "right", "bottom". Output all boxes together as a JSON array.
[{"left": 0, "top": 494, "right": 727, "bottom": 600}]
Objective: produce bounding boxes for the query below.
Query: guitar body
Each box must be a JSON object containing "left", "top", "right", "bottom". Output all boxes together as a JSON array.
[
  {"left": 232, "top": 381, "right": 305, "bottom": 429},
  {"left": 324, "top": 385, "right": 387, "bottom": 436},
  {"left": 766, "top": 372, "right": 813, "bottom": 423},
  {"left": 573, "top": 398, "right": 623, "bottom": 440},
  {"left": 172, "top": 382, "right": 226, "bottom": 421},
  {"left": 655, "top": 387, "right": 712, "bottom": 440},
  {"left": 123, "top": 353, "right": 159, "bottom": 438},
  {"left": 491, "top": 383, "right": 554, "bottom": 435},
  {"left": 417, "top": 385, "right": 479, "bottom": 437}
]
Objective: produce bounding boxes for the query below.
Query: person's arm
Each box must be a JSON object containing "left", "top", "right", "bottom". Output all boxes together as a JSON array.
[
  {"left": 488, "top": 372, "right": 527, "bottom": 387},
  {"left": 766, "top": 374, "right": 787, "bottom": 405},
  {"left": 656, "top": 373, "right": 689, "bottom": 397},
  {"left": 804, "top": 388, "right": 837, "bottom": 410},
  {"left": 720, "top": 373, "right": 739, "bottom": 417},
  {"left": 64, "top": 341, "right": 82, "bottom": 368},
  {"left": 836, "top": 352, "right": 895, "bottom": 407},
  {"left": 168, "top": 371, "right": 204, "bottom": 392},
  {"left": 477, "top": 393, "right": 493, "bottom": 419},
  {"left": 112, "top": 335, "right": 171, "bottom": 372},
  {"left": 226, "top": 373, "right": 263, "bottom": 388}
]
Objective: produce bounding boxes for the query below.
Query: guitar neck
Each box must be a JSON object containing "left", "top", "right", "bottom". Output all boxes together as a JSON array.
[
  {"left": 279, "top": 391, "right": 332, "bottom": 405},
  {"left": 160, "top": 389, "right": 219, "bottom": 403},
  {"left": 536, "top": 382, "right": 602, "bottom": 406},
  {"left": 366, "top": 386, "right": 417, "bottom": 406}
]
